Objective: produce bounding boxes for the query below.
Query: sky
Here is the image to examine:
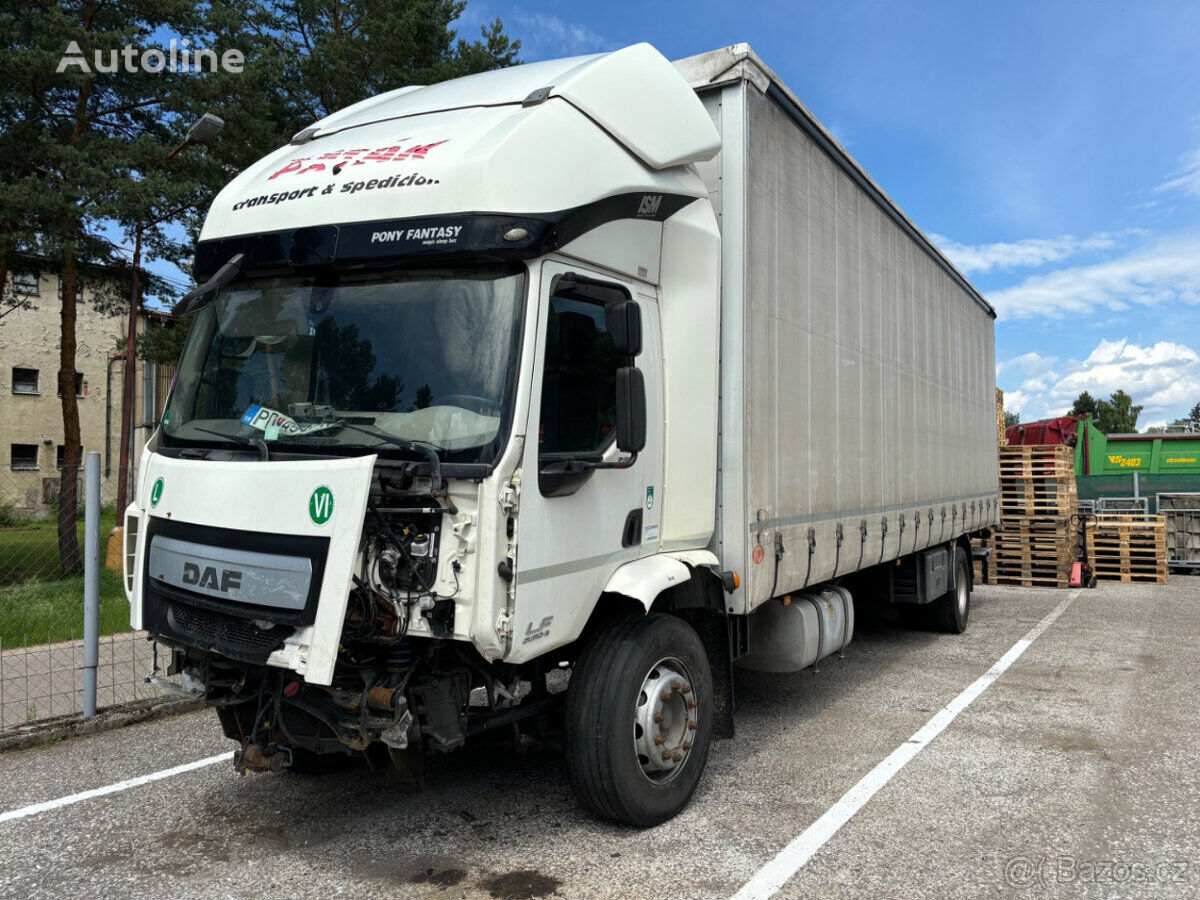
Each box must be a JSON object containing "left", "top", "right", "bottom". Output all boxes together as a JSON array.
[
  {"left": 451, "top": 0, "right": 1200, "bottom": 429},
  {"left": 148, "top": 1, "right": 1200, "bottom": 429}
]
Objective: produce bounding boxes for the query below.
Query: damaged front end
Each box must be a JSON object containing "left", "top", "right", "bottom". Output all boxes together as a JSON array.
[{"left": 142, "top": 454, "right": 549, "bottom": 782}]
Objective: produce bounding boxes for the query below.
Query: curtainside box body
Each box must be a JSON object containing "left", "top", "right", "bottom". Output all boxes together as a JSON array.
[{"left": 677, "top": 46, "right": 1000, "bottom": 614}]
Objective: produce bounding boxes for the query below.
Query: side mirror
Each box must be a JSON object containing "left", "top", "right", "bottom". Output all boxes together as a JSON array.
[
  {"left": 606, "top": 299, "right": 642, "bottom": 356},
  {"left": 615, "top": 367, "right": 646, "bottom": 453}
]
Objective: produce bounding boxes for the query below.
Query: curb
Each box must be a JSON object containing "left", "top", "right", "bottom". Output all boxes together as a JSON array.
[{"left": 0, "top": 695, "right": 203, "bottom": 754}]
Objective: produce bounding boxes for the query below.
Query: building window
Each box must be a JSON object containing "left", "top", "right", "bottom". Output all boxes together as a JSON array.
[
  {"left": 12, "top": 367, "right": 38, "bottom": 395},
  {"left": 56, "top": 372, "right": 84, "bottom": 397},
  {"left": 57, "top": 277, "right": 82, "bottom": 302},
  {"left": 13, "top": 272, "right": 38, "bottom": 296},
  {"left": 11, "top": 444, "right": 39, "bottom": 470},
  {"left": 54, "top": 446, "right": 91, "bottom": 470}
]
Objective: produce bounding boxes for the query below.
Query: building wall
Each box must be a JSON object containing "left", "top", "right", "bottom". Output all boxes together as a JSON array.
[{"left": 0, "top": 270, "right": 150, "bottom": 515}]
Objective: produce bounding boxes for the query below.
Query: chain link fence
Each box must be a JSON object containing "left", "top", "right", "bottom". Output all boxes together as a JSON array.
[{"left": 0, "top": 454, "right": 169, "bottom": 730}]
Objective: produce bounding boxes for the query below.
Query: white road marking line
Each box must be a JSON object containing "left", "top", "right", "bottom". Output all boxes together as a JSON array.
[
  {"left": 731, "top": 590, "right": 1080, "bottom": 900},
  {"left": 0, "top": 752, "right": 232, "bottom": 825}
]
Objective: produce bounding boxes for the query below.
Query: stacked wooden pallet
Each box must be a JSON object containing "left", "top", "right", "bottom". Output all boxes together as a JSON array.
[
  {"left": 984, "top": 519, "right": 1076, "bottom": 587},
  {"left": 997, "top": 444, "right": 1077, "bottom": 519},
  {"left": 996, "top": 388, "right": 1006, "bottom": 447},
  {"left": 1086, "top": 514, "right": 1169, "bottom": 584},
  {"left": 982, "top": 445, "right": 1078, "bottom": 588}
]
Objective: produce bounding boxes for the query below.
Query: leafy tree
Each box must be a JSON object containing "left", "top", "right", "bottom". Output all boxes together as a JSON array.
[
  {"left": 132, "top": 314, "right": 191, "bottom": 366},
  {"left": 0, "top": 1, "right": 518, "bottom": 573},
  {"left": 262, "top": 0, "right": 520, "bottom": 119},
  {"left": 0, "top": 0, "right": 223, "bottom": 573},
  {"left": 1069, "top": 391, "right": 1099, "bottom": 420},
  {"left": 1095, "top": 390, "right": 1143, "bottom": 435},
  {"left": 1190, "top": 402, "right": 1200, "bottom": 424},
  {"left": 1004, "top": 411, "right": 1020, "bottom": 427}
]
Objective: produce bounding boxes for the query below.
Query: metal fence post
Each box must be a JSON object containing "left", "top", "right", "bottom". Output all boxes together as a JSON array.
[{"left": 83, "top": 451, "right": 101, "bottom": 717}]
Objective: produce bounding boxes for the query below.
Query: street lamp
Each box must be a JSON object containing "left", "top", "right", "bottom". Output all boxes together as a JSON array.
[{"left": 115, "top": 113, "right": 224, "bottom": 516}]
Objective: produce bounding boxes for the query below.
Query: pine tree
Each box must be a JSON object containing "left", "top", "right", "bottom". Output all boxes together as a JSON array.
[
  {"left": 1, "top": 1, "right": 518, "bottom": 573},
  {"left": 1069, "top": 391, "right": 1099, "bottom": 420},
  {"left": 1095, "top": 390, "right": 1143, "bottom": 435}
]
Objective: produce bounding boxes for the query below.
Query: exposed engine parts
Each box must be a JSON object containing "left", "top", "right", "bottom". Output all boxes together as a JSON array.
[{"left": 360, "top": 469, "right": 460, "bottom": 639}]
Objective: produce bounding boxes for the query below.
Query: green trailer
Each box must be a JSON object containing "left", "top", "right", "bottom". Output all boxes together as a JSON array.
[{"left": 1074, "top": 417, "right": 1200, "bottom": 510}]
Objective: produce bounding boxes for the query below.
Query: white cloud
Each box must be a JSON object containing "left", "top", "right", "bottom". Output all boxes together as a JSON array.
[
  {"left": 996, "top": 352, "right": 1060, "bottom": 397},
  {"left": 996, "top": 351, "right": 1056, "bottom": 377},
  {"left": 998, "top": 339, "right": 1200, "bottom": 425},
  {"left": 931, "top": 232, "right": 1120, "bottom": 276},
  {"left": 1002, "top": 389, "right": 1031, "bottom": 415},
  {"left": 1156, "top": 148, "right": 1200, "bottom": 199},
  {"left": 986, "top": 234, "right": 1200, "bottom": 320},
  {"left": 509, "top": 12, "right": 614, "bottom": 59}
]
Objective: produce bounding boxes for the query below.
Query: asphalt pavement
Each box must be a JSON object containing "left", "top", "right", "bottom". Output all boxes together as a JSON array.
[{"left": 1, "top": 577, "right": 1198, "bottom": 899}]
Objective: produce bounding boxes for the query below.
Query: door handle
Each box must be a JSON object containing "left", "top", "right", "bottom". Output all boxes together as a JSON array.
[{"left": 622, "top": 508, "right": 643, "bottom": 548}]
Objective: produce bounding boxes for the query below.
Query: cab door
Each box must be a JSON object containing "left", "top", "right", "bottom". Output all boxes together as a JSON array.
[{"left": 510, "top": 260, "right": 663, "bottom": 662}]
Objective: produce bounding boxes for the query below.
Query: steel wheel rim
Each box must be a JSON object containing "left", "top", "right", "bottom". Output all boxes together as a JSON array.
[
  {"left": 633, "top": 656, "right": 698, "bottom": 784},
  {"left": 957, "top": 565, "right": 969, "bottom": 617}
]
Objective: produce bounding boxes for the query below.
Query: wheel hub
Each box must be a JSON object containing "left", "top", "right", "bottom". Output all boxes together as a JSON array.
[{"left": 633, "top": 657, "right": 698, "bottom": 783}]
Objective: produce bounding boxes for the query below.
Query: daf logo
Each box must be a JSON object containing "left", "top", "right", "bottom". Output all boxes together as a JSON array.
[
  {"left": 637, "top": 193, "right": 663, "bottom": 217},
  {"left": 182, "top": 561, "right": 243, "bottom": 593}
]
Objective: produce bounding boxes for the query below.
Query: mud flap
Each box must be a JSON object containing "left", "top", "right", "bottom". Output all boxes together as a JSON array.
[{"left": 677, "top": 609, "right": 736, "bottom": 740}]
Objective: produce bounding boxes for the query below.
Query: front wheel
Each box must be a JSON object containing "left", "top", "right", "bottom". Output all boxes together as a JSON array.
[{"left": 564, "top": 613, "right": 714, "bottom": 826}]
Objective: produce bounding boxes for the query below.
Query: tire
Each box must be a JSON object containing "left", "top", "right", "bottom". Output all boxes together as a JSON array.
[
  {"left": 565, "top": 613, "right": 714, "bottom": 826},
  {"left": 930, "top": 545, "right": 971, "bottom": 634}
]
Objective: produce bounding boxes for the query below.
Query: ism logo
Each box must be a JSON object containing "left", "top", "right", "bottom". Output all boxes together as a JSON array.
[{"left": 309, "top": 486, "right": 334, "bottom": 525}]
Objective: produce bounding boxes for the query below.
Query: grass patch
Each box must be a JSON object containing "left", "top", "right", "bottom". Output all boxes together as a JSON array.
[
  {"left": 0, "top": 509, "right": 118, "bottom": 586},
  {"left": 0, "top": 569, "right": 130, "bottom": 647},
  {"left": 0, "top": 509, "right": 131, "bottom": 646}
]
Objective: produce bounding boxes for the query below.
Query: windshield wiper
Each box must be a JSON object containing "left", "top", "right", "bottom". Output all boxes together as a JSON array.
[
  {"left": 333, "top": 422, "right": 450, "bottom": 502},
  {"left": 190, "top": 426, "right": 269, "bottom": 461}
]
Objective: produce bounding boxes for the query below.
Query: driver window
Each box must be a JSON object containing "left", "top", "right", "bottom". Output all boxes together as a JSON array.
[{"left": 538, "top": 284, "right": 626, "bottom": 455}]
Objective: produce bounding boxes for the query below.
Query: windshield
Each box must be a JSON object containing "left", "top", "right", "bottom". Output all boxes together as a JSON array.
[{"left": 162, "top": 265, "right": 526, "bottom": 466}]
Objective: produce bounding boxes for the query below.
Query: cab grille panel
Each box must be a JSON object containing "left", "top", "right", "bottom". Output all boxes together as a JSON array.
[{"left": 169, "top": 604, "right": 291, "bottom": 654}]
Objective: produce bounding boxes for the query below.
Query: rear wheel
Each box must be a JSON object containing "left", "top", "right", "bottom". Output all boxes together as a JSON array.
[
  {"left": 565, "top": 613, "right": 713, "bottom": 826},
  {"left": 930, "top": 545, "right": 971, "bottom": 634}
]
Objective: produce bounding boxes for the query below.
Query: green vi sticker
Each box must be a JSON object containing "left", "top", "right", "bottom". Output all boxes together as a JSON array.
[
  {"left": 150, "top": 477, "right": 164, "bottom": 508},
  {"left": 309, "top": 485, "right": 334, "bottom": 525}
]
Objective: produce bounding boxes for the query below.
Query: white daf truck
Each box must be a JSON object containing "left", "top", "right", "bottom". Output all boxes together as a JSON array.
[{"left": 126, "top": 43, "right": 999, "bottom": 826}]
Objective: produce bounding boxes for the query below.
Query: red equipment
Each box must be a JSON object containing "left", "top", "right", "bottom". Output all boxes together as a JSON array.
[{"left": 1005, "top": 415, "right": 1081, "bottom": 448}]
